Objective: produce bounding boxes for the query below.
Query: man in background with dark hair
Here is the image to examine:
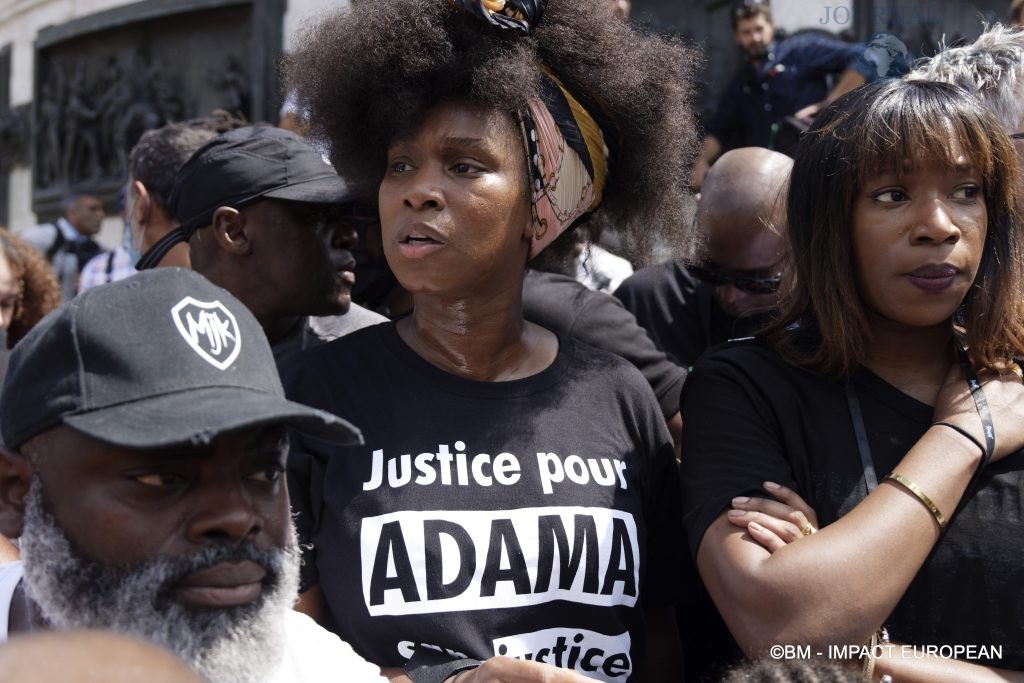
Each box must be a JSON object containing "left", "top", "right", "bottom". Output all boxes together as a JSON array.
[
  {"left": 126, "top": 118, "right": 245, "bottom": 271},
  {"left": 1012, "top": 0, "right": 1024, "bottom": 26},
  {"left": 19, "top": 187, "right": 105, "bottom": 300},
  {"left": 125, "top": 123, "right": 218, "bottom": 270},
  {"left": 78, "top": 188, "right": 136, "bottom": 292},
  {"left": 79, "top": 116, "right": 247, "bottom": 290},
  {"left": 690, "top": 0, "right": 872, "bottom": 186}
]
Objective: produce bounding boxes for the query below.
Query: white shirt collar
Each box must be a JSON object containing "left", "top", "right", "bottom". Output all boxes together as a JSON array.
[{"left": 56, "top": 217, "right": 83, "bottom": 241}]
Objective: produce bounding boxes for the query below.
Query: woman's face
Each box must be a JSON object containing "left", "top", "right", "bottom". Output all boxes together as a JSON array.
[
  {"left": 378, "top": 101, "right": 532, "bottom": 297},
  {"left": 0, "top": 255, "right": 19, "bottom": 331},
  {"left": 851, "top": 142, "right": 987, "bottom": 331}
]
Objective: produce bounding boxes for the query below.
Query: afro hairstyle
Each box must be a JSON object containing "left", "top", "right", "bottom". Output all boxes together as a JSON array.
[{"left": 284, "top": 0, "right": 702, "bottom": 265}]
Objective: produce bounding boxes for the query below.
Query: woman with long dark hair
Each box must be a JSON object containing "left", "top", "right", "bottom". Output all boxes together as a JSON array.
[{"left": 681, "top": 78, "right": 1024, "bottom": 680}]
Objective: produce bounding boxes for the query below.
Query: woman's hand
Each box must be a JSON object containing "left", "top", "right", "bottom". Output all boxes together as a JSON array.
[
  {"left": 727, "top": 481, "right": 820, "bottom": 553},
  {"left": 932, "top": 361, "right": 1024, "bottom": 462},
  {"left": 385, "top": 658, "right": 599, "bottom": 683},
  {"left": 453, "top": 658, "right": 598, "bottom": 682}
]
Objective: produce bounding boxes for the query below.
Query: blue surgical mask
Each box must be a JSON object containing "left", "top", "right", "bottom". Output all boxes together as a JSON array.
[{"left": 123, "top": 218, "right": 142, "bottom": 268}]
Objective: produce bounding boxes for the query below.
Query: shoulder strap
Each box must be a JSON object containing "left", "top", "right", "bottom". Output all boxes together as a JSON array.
[
  {"left": 45, "top": 226, "right": 66, "bottom": 261},
  {"left": 845, "top": 379, "right": 878, "bottom": 493}
]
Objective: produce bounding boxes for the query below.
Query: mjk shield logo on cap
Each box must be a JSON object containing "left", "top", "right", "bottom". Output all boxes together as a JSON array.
[{"left": 171, "top": 297, "right": 242, "bottom": 370}]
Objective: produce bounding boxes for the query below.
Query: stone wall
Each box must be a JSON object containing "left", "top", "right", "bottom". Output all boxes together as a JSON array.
[
  {"left": 1, "top": 0, "right": 135, "bottom": 239},
  {"left": 0, "top": 0, "right": 345, "bottom": 245}
]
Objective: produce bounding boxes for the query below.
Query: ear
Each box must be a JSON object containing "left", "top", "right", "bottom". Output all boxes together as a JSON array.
[
  {"left": 0, "top": 447, "right": 34, "bottom": 539},
  {"left": 130, "top": 181, "right": 152, "bottom": 246},
  {"left": 521, "top": 211, "right": 535, "bottom": 242},
  {"left": 130, "top": 181, "right": 152, "bottom": 225},
  {"left": 211, "top": 207, "right": 252, "bottom": 256}
]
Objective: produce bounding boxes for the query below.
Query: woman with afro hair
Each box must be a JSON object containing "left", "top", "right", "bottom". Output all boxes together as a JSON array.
[{"left": 281, "top": 1, "right": 699, "bottom": 681}]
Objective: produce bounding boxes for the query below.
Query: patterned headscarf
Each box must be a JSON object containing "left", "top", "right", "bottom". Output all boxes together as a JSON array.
[{"left": 453, "top": 0, "right": 617, "bottom": 258}]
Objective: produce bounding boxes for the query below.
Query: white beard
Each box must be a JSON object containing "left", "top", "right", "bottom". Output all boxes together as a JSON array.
[{"left": 18, "top": 476, "right": 300, "bottom": 683}]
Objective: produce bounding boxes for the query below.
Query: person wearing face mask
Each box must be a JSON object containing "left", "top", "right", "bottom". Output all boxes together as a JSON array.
[
  {"left": 124, "top": 121, "right": 226, "bottom": 271},
  {"left": 80, "top": 113, "right": 233, "bottom": 292}
]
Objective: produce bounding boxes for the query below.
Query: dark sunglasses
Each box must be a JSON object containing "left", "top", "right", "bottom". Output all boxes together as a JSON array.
[
  {"left": 688, "top": 264, "right": 783, "bottom": 294},
  {"left": 1012, "top": 132, "right": 1024, "bottom": 139},
  {"left": 285, "top": 203, "right": 380, "bottom": 238}
]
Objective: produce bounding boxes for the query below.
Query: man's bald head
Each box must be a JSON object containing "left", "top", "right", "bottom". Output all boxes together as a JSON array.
[
  {"left": 701, "top": 147, "right": 791, "bottom": 237},
  {"left": 696, "top": 147, "right": 792, "bottom": 318}
]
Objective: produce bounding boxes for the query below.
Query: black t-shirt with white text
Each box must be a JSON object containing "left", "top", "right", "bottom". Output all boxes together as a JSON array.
[
  {"left": 282, "top": 323, "right": 683, "bottom": 681},
  {"left": 679, "top": 341, "right": 1024, "bottom": 669}
]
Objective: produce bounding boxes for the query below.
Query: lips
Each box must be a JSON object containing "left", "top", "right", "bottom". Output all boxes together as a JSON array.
[
  {"left": 174, "top": 560, "right": 266, "bottom": 608},
  {"left": 332, "top": 252, "right": 357, "bottom": 285},
  {"left": 905, "top": 264, "right": 961, "bottom": 293},
  {"left": 396, "top": 223, "right": 446, "bottom": 258}
]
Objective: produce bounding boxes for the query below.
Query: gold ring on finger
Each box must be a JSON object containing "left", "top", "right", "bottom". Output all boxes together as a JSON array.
[
  {"left": 1010, "top": 362, "right": 1023, "bottom": 381},
  {"left": 801, "top": 523, "right": 817, "bottom": 536}
]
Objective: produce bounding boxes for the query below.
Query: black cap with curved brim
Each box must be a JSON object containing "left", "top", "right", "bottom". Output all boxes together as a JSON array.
[
  {"left": 136, "top": 126, "right": 354, "bottom": 270},
  {"left": 0, "top": 268, "right": 359, "bottom": 451}
]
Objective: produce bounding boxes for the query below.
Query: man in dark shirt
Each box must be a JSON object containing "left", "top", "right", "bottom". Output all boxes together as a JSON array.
[
  {"left": 690, "top": 0, "right": 872, "bottom": 186},
  {"left": 141, "top": 126, "right": 385, "bottom": 366},
  {"left": 616, "top": 147, "right": 791, "bottom": 368},
  {"left": 19, "top": 187, "right": 105, "bottom": 301}
]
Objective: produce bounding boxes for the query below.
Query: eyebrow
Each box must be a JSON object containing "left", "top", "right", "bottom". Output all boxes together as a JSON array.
[{"left": 441, "top": 136, "right": 494, "bottom": 154}]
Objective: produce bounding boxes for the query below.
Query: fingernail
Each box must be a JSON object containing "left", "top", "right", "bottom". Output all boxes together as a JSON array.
[
  {"left": 728, "top": 509, "right": 746, "bottom": 517},
  {"left": 764, "top": 481, "right": 781, "bottom": 490},
  {"left": 732, "top": 496, "right": 750, "bottom": 504},
  {"left": 748, "top": 521, "right": 763, "bottom": 531}
]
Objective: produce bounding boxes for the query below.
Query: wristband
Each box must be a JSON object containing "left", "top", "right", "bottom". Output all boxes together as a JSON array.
[
  {"left": 403, "top": 654, "right": 481, "bottom": 683},
  {"left": 932, "top": 421, "right": 985, "bottom": 458}
]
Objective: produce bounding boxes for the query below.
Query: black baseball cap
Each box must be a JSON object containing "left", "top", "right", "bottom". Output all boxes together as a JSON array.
[
  {"left": 0, "top": 268, "right": 360, "bottom": 450},
  {"left": 136, "top": 126, "right": 355, "bottom": 269}
]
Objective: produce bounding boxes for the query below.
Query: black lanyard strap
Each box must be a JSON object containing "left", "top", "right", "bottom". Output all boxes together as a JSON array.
[
  {"left": 845, "top": 380, "right": 879, "bottom": 493},
  {"left": 846, "top": 343, "right": 995, "bottom": 526},
  {"left": 954, "top": 342, "right": 995, "bottom": 467}
]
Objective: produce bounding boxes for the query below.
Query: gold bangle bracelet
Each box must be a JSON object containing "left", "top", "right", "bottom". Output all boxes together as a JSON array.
[{"left": 886, "top": 473, "right": 947, "bottom": 529}]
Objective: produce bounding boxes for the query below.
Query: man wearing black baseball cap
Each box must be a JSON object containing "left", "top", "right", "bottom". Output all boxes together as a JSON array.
[
  {"left": 138, "top": 126, "right": 385, "bottom": 365},
  {"left": 0, "top": 268, "right": 383, "bottom": 682}
]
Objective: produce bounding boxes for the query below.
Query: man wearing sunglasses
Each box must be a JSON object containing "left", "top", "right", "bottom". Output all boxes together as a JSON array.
[
  {"left": 616, "top": 148, "right": 791, "bottom": 367},
  {"left": 139, "top": 126, "right": 386, "bottom": 366}
]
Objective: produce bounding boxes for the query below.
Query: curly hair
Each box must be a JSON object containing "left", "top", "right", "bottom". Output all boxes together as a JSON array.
[
  {"left": 0, "top": 228, "right": 62, "bottom": 349},
  {"left": 721, "top": 657, "right": 866, "bottom": 682},
  {"left": 284, "top": 0, "right": 701, "bottom": 265}
]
